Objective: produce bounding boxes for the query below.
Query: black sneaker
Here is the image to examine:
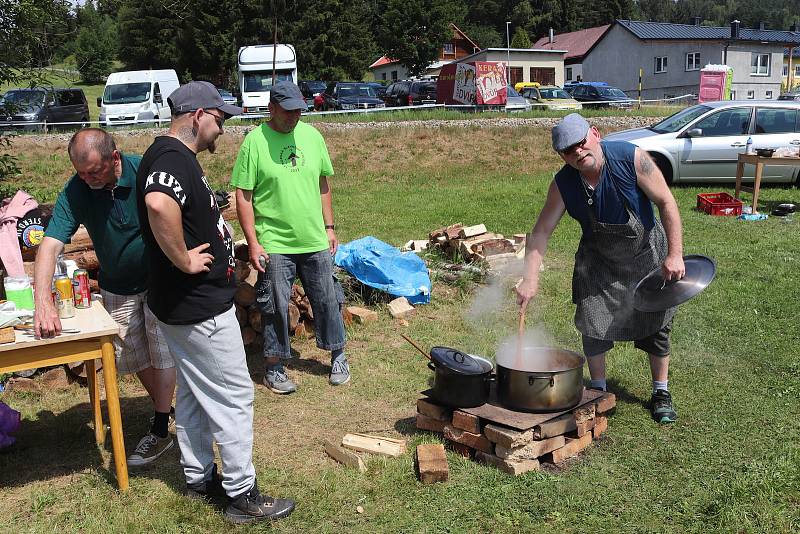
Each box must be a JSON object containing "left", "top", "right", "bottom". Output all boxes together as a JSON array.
[
  {"left": 650, "top": 389, "right": 677, "bottom": 424},
  {"left": 185, "top": 463, "right": 224, "bottom": 501},
  {"left": 224, "top": 482, "right": 295, "bottom": 524}
]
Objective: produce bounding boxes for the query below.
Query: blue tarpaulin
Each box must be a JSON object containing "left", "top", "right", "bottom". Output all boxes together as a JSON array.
[{"left": 334, "top": 236, "right": 431, "bottom": 304}]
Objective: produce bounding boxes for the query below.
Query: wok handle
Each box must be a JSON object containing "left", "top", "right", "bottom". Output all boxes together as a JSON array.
[{"left": 528, "top": 374, "right": 555, "bottom": 387}]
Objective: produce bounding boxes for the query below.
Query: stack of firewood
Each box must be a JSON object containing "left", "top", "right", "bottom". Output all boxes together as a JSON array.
[
  {"left": 17, "top": 225, "right": 101, "bottom": 292},
  {"left": 426, "top": 223, "right": 526, "bottom": 272}
]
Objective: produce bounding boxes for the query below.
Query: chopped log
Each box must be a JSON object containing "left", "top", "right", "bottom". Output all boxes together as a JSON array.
[
  {"left": 294, "top": 284, "right": 305, "bottom": 298},
  {"left": 341, "top": 433, "right": 406, "bottom": 457},
  {"left": 415, "top": 444, "right": 448, "bottom": 483},
  {"left": 63, "top": 250, "right": 99, "bottom": 271},
  {"left": 303, "top": 319, "right": 316, "bottom": 338},
  {"left": 64, "top": 226, "right": 93, "bottom": 253},
  {"left": 477, "top": 238, "right": 516, "bottom": 257},
  {"left": 234, "top": 259, "right": 251, "bottom": 283},
  {"left": 234, "top": 283, "right": 256, "bottom": 307},
  {"left": 288, "top": 302, "right": 301, "bottom": 331},
  {"left": 233, "top": 240, "right": 250, "bottom": 262},
  {"left": 458, "top": 224, "right": 487, "bottom": 239},
  {"left": 443, "top": 224, "right": 464, "bottom": 241},
  {"left": 324, "top": 439, "right": 366, "bottom": 472},
  {"left": 402, "top": 240, "right": 428, "bottom": 252},
  {"left": 248, "top": 307, "right": 262, "bottom": 332},
  {"left": 512, "top": 233, "right": 527, "bottom": 245},
  {"left": 387, "top": 297, "right": 415, "bottom": 320},
  {"left": 341, "top": 307, "right": 353, "bottom": 327},
  {"left": 347, "top": 306, "right": 377, "bottom": 324},
  {"left": 294, "top": 321, "right": 306, "bottom": 337},
  {"left": 41, "top": 367, "right": 70, "bottom": 390},
  {"left": 245, "top": 268, "right": 259, "bottom": 286},
  {"left": 235, "top": 304, "right": 249, "bottom": 327},
  {"left": 221, "top": 194, "right": 238, "bottom": 221},
  {"left": 241, "top": 326, "right": 257, "bottom": 345},
  {"left": 296, "top": 298, "right": 313, "bottom": 320}
]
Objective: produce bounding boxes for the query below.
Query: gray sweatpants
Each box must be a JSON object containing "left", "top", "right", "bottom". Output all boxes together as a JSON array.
[{"left": 156, "top": 305, "right": 256, "bottom": 496}]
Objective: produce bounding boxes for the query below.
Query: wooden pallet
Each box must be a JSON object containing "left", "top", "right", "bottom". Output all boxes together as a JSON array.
[{"left": 415, "top": 389, "right": 616, "bottom": 476}]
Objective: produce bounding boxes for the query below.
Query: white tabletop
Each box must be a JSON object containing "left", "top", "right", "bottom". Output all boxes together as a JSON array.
[{"left": 0, "top": 300, "right": 119, "bottom": 352}]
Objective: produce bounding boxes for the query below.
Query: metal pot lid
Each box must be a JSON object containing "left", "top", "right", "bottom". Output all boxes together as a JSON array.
[
  {"left": 633, "top": 254, "right": 716, "bottom": 312},
  {"left": 429, "top": 346, "right": 492, "bottom": 374}
]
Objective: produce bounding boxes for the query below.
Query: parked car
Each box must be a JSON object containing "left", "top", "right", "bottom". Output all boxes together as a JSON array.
[
  {"left": 0, "top": 87, "right": 89, "bottom": 132},
  {"left": 778, "top": 89, "right": 800, "bottom": 101},
  {"left": 521, "top": 85, "right": 582, "bottom": 110},
  {"left": 570, "top": 83, "right": 632, "bottom": 109},
  {"left": 564, "top": 81, "right": 607, "bottom": 95},
  {"left": 514, "top": 81, "right": 540, "bottom": 93},
  {"left": 320, "top": 82, "right": 385, "bottom": 110},
  {"left": 217, "top": 87, "right": 237, "bottom": 106},
  {"left": 366, "top": 82, "right": 387, "bottom": 99},
  {"left": 505, "top": 85, "right": 532, "bottom": 113},
  {"left": 299, "top": 80, "right": 326, "bottom": 110},
  {"left": 603, "top": 100, "right": 800, "bottom": 184},
  {"left": 382, "top": 80, "right": 437, "bottom": 107}
]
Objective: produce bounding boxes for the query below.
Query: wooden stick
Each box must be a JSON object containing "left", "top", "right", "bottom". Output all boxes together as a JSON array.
[
  {"left": 516, "top": 303, "right": 527, "bottom": 363},
  {"left": 400, "top": 333, "right": 431, "bottom": 360}
]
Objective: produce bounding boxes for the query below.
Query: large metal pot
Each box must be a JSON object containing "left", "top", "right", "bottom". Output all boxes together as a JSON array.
[
  {"left": 497, "top": 347, "right": 585, "bottom": 412},
  {"left": 427, "top": 347, "right": 494, "bottom": 408}
]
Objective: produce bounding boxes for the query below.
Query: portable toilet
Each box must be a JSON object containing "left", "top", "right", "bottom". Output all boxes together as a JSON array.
[{"left": 699, "top": 65, "right": 733, "bottom": 103}]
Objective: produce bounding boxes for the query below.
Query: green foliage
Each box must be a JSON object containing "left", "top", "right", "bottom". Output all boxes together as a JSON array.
[
  {"left": 376, "top": 0, "right": 456, "bottom": 76},
  {"left": 510, "top": 26, "right": 532, "bottom": 48},
  {"left": 73, "top": 4, "right": 116, "bottom": 84},
  {"left": 116, "top": 0, "right": 182, "bottom": 72}
]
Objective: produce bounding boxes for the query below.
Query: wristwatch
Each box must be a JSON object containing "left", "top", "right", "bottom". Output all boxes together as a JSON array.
[{"left": 325, "top": 224, "right": 335, "bottom": 230}]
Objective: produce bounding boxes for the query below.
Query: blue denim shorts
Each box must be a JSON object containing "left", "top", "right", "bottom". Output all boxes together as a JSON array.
[{"left": 255, "top": 250, "right": 346, "bottom": 358}]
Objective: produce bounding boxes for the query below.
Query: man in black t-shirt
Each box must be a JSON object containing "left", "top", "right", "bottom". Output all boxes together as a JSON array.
[{"left": 136, "top": 81, "right": 295, "bottom": 524}]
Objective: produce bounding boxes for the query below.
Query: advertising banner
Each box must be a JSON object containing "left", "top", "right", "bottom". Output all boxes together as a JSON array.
[{"left": 475, "top": 62, "right": 507, "bottom": 105}]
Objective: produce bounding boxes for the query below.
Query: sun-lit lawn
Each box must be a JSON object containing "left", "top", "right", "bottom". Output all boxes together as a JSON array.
[{"left": 0, "top": 120, "right": 798, "bottom": 532}]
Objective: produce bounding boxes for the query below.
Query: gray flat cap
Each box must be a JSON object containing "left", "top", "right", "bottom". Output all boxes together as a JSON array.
[
  {"left": 168, "top": 80, "right": 242, "bottom": 118},
  {"left": 552, "top": 113, "right": 590, "bottom": 152},
  {"left": 270, "top": 81, "right": 306, "bottom": 111}
]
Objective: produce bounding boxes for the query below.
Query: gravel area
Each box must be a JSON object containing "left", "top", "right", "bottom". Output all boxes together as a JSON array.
[{"left": 11, "top": 115, "right": 658, "bottom": 143}]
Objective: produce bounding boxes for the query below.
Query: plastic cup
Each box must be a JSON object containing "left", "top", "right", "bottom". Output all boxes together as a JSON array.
[{"left": 3, "top": 276, "right": 35, "bottom": 311}]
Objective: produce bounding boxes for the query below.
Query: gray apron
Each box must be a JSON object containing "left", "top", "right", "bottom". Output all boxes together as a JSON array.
[{"left": 572, "top": 187, "right": 676, "bottom": 341}]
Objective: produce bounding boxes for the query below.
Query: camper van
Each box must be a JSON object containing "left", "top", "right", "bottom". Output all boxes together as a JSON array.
[
  {"left": 98, "top": 70, "right": 179, "bottom": 127},
  {"left": 238, "top": 44, "right": 298, "bottom": 115}
]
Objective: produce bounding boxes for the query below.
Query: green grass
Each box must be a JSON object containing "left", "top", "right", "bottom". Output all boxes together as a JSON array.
[{"left": 1, "top": 124, "right": 799, "bottom": 533}]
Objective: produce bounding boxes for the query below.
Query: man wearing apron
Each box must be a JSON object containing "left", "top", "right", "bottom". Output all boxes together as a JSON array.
[{"left": 515, "top": 114, "right": 685, "bottom": 423}]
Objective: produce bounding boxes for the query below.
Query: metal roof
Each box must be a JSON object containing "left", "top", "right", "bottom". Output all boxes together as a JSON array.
[{"left": 617, "top": 20, "right": 800, "bottom": 44}]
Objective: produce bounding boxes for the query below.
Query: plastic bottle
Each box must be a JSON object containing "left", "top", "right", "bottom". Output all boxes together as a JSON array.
[
  {"left": 745, "top": 136, "right": 753, "bottom": 154},
  {"left": 55, "top": 253, "right": 68, "bottom": 277}
]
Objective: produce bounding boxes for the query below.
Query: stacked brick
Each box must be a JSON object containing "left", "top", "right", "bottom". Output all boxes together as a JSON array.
[{"left": 415, "top": 392, "right": 617, "bottom": 475}]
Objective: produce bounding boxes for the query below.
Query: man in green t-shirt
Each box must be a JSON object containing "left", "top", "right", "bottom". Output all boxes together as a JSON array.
[
  {"left": 33, "top": 129, "right": 177, "bottom": 466},
  {"left": 231, "top": 82, "right": 347, "bottom": 394}
]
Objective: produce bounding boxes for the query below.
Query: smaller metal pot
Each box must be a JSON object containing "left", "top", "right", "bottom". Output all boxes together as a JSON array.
[{"left": 427, "top": 347, "right": 494, "bottom": 408}]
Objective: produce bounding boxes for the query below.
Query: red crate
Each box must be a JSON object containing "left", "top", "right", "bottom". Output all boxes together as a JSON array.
[{"left": 696, "top": 192, "right": 743, "bottom": 216}]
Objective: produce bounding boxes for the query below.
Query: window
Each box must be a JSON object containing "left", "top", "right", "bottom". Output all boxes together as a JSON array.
[
  {"left": 566, "top": 67, "right": 573, "bottom": 81},
  {"left": 442, "top": 43, "right": 455, "bottom": 55},
  {"left": 751, "top": 53, "right": 770, "bottom": 75},
  {"left": 655, "top": 56, "right": 667, "bottom": 73},
  {"left": 747, "top": 90, "right": 755, "bottom": 99},
  {"left": 57, "top": 90, "right": 83, "bottom": 106},
  {"left": 686, "top": 52, "right": 700, "bottom": 71},
  {"left": 784, "top": 65, "right": 790, "bottom": 76},
  {"left": 694, "top": 107, "right": 752, "bottom": 136},
  {"left": 754, "top": 108, "right": 798, "bottom": 134},
  {"left": 766, "top": 90, "right": 773, "bottom": 99},
  {"left": 730, "top": 90, "right": 736, "bottom": 99},
  {"left": 796, "top": 65, "right": 800, "bottom": 76},
  {"left": 391, "top": 70, "right": 398, "bottom": 81}
]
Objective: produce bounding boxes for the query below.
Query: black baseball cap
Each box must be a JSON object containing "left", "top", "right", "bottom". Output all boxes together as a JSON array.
[
  {"left": 168, "top": 81, "right": 242, "bottom": 118},
  {"left": 270, "top": 81, "right": 306, "bottom": 111}
]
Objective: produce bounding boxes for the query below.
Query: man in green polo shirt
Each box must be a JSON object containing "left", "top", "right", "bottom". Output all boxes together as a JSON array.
[{"left": 33, "top": 128, "right": 176, "bottom": 466}]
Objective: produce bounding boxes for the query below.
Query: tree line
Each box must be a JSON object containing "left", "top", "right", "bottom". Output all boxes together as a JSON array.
[{"left": 3, "top": 0, "right": 799, "bottom": 87}]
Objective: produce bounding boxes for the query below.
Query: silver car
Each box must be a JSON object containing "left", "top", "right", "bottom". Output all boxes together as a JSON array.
[
  {"left": 505, "top": 85, "right": 532, "bottom": 113},
  {"left": 604, "top": 100, "right": 800, "bottom": 184}
]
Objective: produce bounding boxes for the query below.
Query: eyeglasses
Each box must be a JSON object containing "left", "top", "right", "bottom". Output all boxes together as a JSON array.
[
  {"left": 559, "top": 136, "right": 588, "bottom": 155},
  {"left": 204, "top": 109, "right": 225, "bottom": 129}
]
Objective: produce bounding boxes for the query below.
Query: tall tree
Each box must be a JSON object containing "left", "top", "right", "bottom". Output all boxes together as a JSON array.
[
  {"left": 73, "top": 3, "right": 116, "bottom": 84},
  {"left": 376, "top": 0, "right": 456, "bottom": 76},
  {"left": 116, "top": 0, "right": 183, "bottom": 71},
  {"left": 510, "top": 26, "right": 532, "bottom": 48}
]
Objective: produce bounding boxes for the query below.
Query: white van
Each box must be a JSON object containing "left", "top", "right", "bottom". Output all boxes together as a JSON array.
[
  {"left": 98, "top": 69, "right": 180, "bottom": 127},
  {"left": 238, "top": 44, "right": 298, "bottom": 115}
]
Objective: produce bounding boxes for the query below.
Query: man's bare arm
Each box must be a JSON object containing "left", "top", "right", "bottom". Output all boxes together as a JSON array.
[{"left": 33, "top": 236, "right": 64, "bottom": 337}]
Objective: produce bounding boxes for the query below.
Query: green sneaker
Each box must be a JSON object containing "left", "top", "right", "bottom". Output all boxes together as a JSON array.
[{"left": 650, "top": 389, "right": 677, "bottom": 424}]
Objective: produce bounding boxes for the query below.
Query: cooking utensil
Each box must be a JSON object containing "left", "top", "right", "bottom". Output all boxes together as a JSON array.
[
  {"left": 633, "top": 254, "right": 717, "bottom": 312},
  {"left": 755, "top": 148, "right": 775, "bottom": 157},
  {"left": 400, "top": 333, "right": 431, "bottom": 360},
  {"left": 496, "top": 346, "right": 585, "bottom": 412},
  {"left": 427, "top": 346, "right": 494, "bottom": 408}
]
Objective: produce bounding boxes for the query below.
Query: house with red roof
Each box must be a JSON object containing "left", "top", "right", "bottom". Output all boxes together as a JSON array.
[
  {"left": 533, "top": 25, "right": 611, "bottom": 84},
  {"left": 369, "top": 23, "right": 481, "bottom": 81}
]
